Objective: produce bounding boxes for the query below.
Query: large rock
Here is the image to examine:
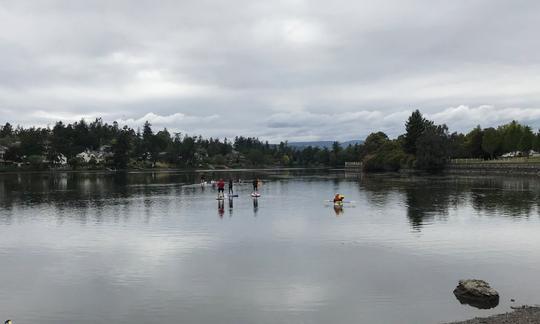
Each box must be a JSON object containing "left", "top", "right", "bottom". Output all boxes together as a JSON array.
[{"left": 453, "top": 279, "right": 499, "bottom": 309}]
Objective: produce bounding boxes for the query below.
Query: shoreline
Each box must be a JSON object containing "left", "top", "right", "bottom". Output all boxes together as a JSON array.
[
  {"left": 444, "top": 306, "right": 540, "bottom": 324},
  {"left": 0, "top": 166, "right": 329, "bottom": 176},
  {"left": 4, "top": 166, "right": 540, "bottom": 179},
  {"left": 345, "top": 162, "right": 540, "bottom": 177},
  {"left": 446, "top": 161, "right": 540, "bottom": 176}
]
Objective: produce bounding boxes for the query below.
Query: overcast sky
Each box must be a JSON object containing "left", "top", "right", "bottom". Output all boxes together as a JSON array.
[{"left": 1, "top": 0, "right": 540, "bottom": 142}]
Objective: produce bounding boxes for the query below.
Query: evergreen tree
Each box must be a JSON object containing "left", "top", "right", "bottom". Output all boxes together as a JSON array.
[
  {"left": 111, "top": 127, "right": 132, "bottom": 169},
  {"left": 403, "top": 110, "right": 428, "bottom": 155},
  {"left": 0, "top": 122, "right": 13, "bottom": 137},
  {"left": 142, "top": 121, "right": 154, "bottom": 160},
  {"left": 415, "top": 124, "right": 449, "bottom": 170}
]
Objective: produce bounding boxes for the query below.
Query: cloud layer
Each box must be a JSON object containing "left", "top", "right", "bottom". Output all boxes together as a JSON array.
[{"left": 1, "top": 0, "right": 540, "bottom": 141}]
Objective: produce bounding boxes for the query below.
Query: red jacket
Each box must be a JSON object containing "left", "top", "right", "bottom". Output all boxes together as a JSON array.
[{"left": 217, "top": 180, "right": 225, "bottom": 189}]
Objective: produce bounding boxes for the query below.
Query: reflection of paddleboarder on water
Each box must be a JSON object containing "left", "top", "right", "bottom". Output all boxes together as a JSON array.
[
  {"left": 228, "top": 197, "right": 233, "bottom": 217},
  {"left": 253, "top": 197, "right": 258, "bottom": 214},
  {"left": 218, "top": 200, "right": 224, "bottom": 218}
]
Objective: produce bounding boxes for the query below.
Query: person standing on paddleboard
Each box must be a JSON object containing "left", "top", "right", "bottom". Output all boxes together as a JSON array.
[
  {"left": 252, "top": 178, "right": 259, "bottom": 192},
  {"left": 217, "top": 179, "right": 225, "bottom": 197},
  {"left": 228, "top": 178, "right": 234, "bottom": 195}
]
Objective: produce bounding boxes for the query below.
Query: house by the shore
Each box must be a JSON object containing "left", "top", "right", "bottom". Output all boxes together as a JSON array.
[
  {"left": 76, "top": 145, "right": 114, "bottom": 164},
  {"left": 0, "top": 145, "right": 7, "bottom": 164}
]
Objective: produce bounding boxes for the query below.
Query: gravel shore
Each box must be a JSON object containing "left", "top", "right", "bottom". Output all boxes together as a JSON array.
[{"left": 444, "top": 306, "right": 540, "bottom": 324}]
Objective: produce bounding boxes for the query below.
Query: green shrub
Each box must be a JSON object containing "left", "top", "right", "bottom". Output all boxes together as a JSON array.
[{"left": 362, "top": 141, "right": 406, "bottom": 172}]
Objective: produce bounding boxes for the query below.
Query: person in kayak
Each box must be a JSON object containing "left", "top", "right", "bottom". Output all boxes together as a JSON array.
[
  {"left": 217, "top": 179, "right": 225, "bottom": 197},
  {"left": 228, "top": 178, "right": 234, "bottom": 195},
  {"left": 333, "top": 193, "right": 345, "bottom": 203}
]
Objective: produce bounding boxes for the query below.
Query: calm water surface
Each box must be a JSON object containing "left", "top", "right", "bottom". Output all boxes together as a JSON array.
[{"left": 1, "top": 170, "right": 540, "bottom": 323}]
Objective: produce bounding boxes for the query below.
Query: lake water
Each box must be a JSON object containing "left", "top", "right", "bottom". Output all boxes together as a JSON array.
[{"left": 1, "top": 170, "right": 540, "bottom": 324}]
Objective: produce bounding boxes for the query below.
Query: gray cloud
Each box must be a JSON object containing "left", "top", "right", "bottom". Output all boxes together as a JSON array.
[{"left": 1, "top": 0, "right": 540, "bottom": 142}]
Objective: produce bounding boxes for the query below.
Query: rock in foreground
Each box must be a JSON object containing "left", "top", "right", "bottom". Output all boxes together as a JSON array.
[{"left": 453, "top": 279, "right": 499, "bottom": 309}]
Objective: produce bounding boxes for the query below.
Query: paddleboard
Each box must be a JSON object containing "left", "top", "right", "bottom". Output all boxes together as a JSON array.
[
  {"left": 251, "top": 192, "right": 261, "bottom": 198},
  {"left": 227, "top": 194, "right": 239, "bottom": 198}
]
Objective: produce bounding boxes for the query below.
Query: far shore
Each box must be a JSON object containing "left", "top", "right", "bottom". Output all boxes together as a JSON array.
[
  {"left": 4, "top": 164, "right": 540, "bottom": 177},
  {"left": 0, "top": 166, "right": 329, "bottom": 175}
]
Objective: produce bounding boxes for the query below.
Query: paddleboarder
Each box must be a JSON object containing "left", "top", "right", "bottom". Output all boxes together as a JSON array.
[
  {"left": 217, "top": 179, "right": 225, "bottom": 198},
  {"left": 253, "top": 178, "right": 259, "bottom": 192},
  {"left": 228, "top": 178, "right": 234, "bottom": 195}
]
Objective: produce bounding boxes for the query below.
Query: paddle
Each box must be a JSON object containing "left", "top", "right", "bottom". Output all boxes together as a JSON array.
[{"left": 324, "top": 200, "right": 356, "bottom": 204}]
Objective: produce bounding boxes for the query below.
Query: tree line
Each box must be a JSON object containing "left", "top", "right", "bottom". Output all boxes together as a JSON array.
[
  {"left": 0, "top": 119, "right": 361, "bottom": 170},
  {"left": 361, "top": 110, "right": 540, "bottom": 172},
  {"left": 1, "top": 112, "right": 539, "bottom": 171}
]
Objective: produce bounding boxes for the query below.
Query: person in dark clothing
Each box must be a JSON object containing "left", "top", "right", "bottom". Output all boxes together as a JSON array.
[
  {"left": 252, "top": 178, "right": 259, "bottom": 192},
  {"left": 228, "top": 178, "right": 234, "bottom": 194}
]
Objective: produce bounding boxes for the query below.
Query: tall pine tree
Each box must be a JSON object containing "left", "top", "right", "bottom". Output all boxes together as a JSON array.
[{"left": 403, "top": 110, "right": 427, "bottom": 155}]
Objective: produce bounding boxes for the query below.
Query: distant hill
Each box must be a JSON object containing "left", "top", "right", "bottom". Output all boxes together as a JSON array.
[{"left": 287, "top": 140, "right": 363, "bottom": 149}]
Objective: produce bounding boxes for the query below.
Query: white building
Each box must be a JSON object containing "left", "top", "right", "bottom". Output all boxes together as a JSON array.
[
  {"left": 76, "top": 150, "right": 104, "bottom": 163},
  {"left": 0, "top": 145, "right": 7, "bottom": 162},
  {"left": 501, "top": 151, "right": 520, "bottom": 158},
  {"left": 76, "top": 146, "right": 114, "bottom": 164},
  {"left": 56, "top": 153, "right": 68, "bottom": 166}
]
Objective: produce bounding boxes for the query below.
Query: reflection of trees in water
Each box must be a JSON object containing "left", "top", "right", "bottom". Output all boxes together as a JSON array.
[
  {"left": 403, "top": 178, "right": 463, "bottom": 231},
  {"left": 469, "top": 177, "right": 538, "bottom": 218},
  {"left": 0, "top": 169, "right": 331, "bottom": 214},
  {"left": 360, "top": 175, "right": 540, "bottom": 231},
  {"left": 2, "top": 170, "right": 309, "bottom": 223},
  {"left": 0, "top": 172, "right": 198, "bottom": 222},
  {"left": 358, "top": 174, "right": 393, "bottom": 207},
  {"left": 360, "top": 175, "right": 465, "bottom": 225},
  {"left": 404, "top": 176, "right": 540, "bottom": 230},
  {"left": 3, "top": 171, "right": 540, "bottom": 227}
]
